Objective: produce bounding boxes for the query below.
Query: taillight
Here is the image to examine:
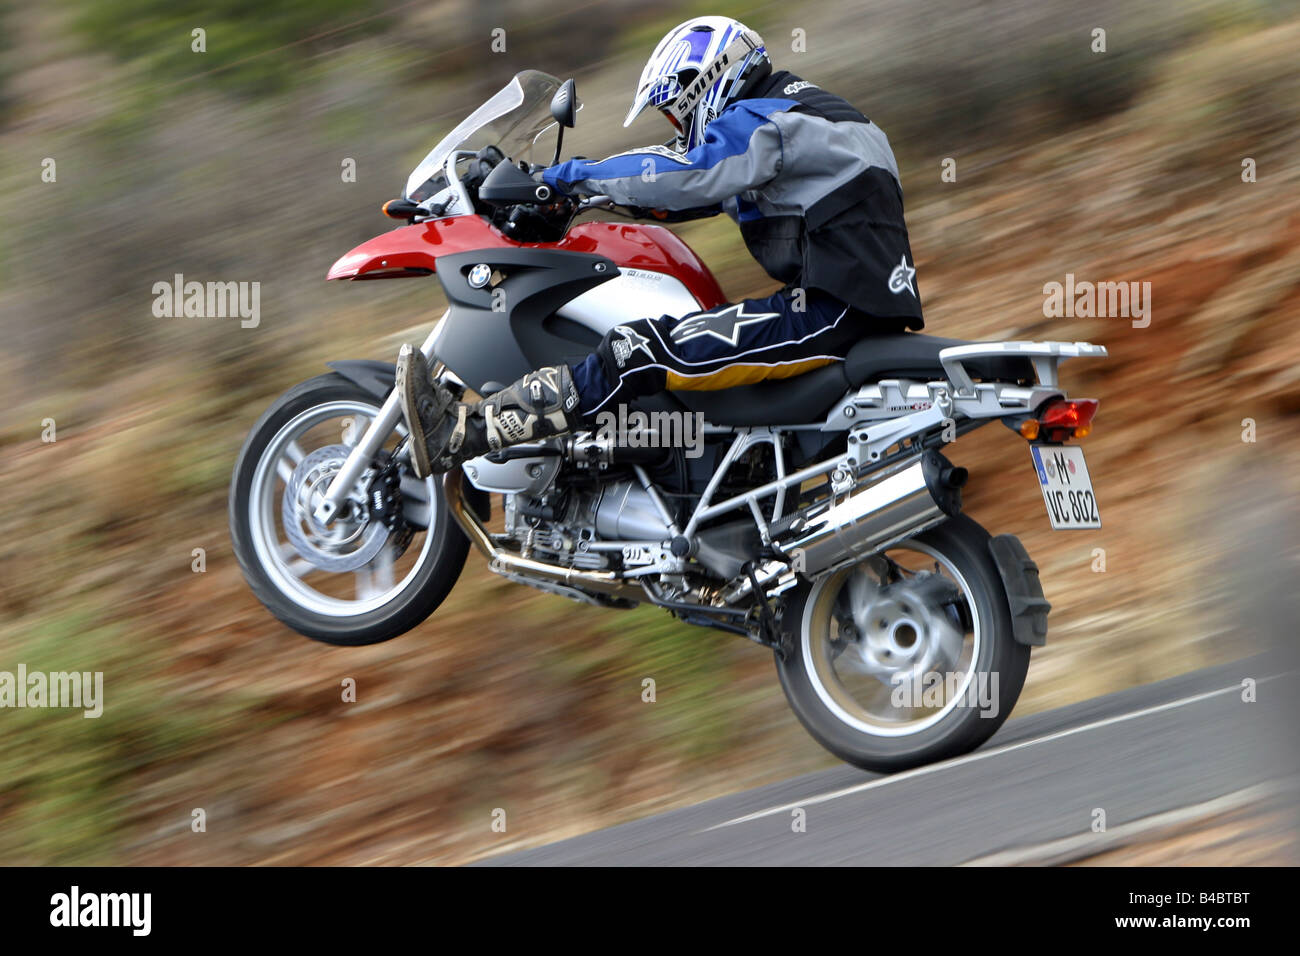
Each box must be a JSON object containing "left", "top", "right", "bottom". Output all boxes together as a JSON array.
[{"left": 1033, "top": 399, "right": 1099, "bottom": 441}]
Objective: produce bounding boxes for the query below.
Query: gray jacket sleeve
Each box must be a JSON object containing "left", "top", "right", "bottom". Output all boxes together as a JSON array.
[{"left": 541, "top": 105, "right": 784, "bottom": 210}]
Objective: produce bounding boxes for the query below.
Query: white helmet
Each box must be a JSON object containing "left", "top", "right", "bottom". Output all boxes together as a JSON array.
[{"left": 624, "top": 16, "right": 769, "bottom": 152}]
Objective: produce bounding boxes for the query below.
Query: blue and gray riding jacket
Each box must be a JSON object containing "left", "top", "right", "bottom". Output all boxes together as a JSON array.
[{"left": 542, "top": 70, "right": 923, "bottom": 329}]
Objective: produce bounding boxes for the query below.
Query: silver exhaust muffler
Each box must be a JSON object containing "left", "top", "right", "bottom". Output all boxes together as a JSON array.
[{"left": 775, "top": 450, "right": 966, "bottom": 577}]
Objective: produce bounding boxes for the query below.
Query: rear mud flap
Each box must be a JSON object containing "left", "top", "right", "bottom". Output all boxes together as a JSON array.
[{"left": 988, "top": 534, "right": 1051, "bottom": 646}]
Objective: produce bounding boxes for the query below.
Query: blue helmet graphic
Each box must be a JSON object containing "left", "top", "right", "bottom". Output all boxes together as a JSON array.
[{"left": 624, "top": 17, "right": 770, "bottom": 153}]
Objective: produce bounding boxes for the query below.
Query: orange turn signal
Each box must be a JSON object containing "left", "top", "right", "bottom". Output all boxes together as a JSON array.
[{"left": 1019, "top": 420, "right": 1040, "bottom": 439}]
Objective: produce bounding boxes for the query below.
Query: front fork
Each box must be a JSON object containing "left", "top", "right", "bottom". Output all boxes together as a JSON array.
[{"left": 312, "top": 318, "right": 445, "bottom": 526}]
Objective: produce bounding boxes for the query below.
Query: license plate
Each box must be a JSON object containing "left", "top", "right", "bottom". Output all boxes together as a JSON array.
[{"left": 1030, "top": 445, "right": 1101, "bottom": 529}]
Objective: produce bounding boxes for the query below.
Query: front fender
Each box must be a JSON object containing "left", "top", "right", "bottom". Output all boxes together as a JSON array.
[{"left": 326, "top": 359, "right": 394, "bottom": 401}]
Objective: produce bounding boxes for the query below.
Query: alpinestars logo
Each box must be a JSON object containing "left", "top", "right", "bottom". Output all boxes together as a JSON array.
[
  {"left": 784, "top": 81, "right": 817, "bottom": 95},
  {"left": 670, "top": 302, "right": 779, "bottom": 346},
  {"left": 610, "top": 325, "right": 653, "bottom": 368},
  {"left": 888, "top": 254, "right": 917, "bottom": 296}
]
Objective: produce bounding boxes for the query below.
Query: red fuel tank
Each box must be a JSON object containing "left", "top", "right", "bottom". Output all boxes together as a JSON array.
[{"left": 327, "top": 216, "right": 726, "bottom": 310}]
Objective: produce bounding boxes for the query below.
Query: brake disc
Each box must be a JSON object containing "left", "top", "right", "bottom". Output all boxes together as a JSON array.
[{"left": 281, "top": 444, "right": 388, "bottom": 573}]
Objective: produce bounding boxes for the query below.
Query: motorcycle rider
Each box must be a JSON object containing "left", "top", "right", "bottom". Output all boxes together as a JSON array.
[{"left": 396, "top": 15, "right": 924, "bottom": 478}]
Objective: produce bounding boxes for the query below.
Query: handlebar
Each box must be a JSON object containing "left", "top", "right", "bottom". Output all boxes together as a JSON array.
[{"left": 385, "top": 151, "right": 620, "bottom": 228}]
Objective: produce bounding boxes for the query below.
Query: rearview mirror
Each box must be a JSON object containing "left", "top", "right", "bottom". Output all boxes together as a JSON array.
[{"left": 550, "top": 79, "right": 577, "bottom": 128}]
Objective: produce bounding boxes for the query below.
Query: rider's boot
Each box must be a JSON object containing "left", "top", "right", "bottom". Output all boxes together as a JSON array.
[{"left": 394, "top": 343, "right": 581, "bottom": 478}]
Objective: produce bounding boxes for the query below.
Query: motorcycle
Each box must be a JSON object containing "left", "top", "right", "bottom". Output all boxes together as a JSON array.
[{"left": 229, "top": 71, "right": 1107, "bottom": 772}]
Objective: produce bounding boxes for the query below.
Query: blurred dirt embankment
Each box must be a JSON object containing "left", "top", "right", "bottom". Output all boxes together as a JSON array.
[{"left": 0, "top": 1, "right": 1297, "bottom": 864}]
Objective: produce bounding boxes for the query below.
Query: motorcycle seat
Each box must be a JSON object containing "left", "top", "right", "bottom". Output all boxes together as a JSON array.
[
  {"left": 668, "top": 333, "right": 1036, "bottom": 427},
  {"left": 843, "top": 333, "right": 1036, "bottom": 386}
]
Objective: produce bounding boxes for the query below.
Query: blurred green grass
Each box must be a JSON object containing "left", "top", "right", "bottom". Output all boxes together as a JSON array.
[{"left": 0, "top": 607, "right": 251, "bottom": 863}]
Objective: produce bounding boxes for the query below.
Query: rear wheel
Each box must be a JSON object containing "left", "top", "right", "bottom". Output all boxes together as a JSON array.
[
  {"left": 229, "top": 373, "right": 469, "bottom": 645},
  {"left": 776, "top": 515, "right": 1029, "bottom": 772}
]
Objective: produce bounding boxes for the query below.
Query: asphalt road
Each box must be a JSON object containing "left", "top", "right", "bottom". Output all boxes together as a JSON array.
[{"left": 483, "top": 653, "right": 1298, "bottom": 865}]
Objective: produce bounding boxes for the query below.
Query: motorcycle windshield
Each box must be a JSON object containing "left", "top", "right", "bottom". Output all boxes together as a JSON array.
[{"left": 404, "top": 70, "right": 574, "bottom": 202}]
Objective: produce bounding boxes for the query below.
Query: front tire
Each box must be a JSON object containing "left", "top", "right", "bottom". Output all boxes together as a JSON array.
[
  {"left": 777, "top": 514, "right": 1030, "bottom": 772},
  {"left": 229, "top": 373, "right": 470, "bottom": 645}
]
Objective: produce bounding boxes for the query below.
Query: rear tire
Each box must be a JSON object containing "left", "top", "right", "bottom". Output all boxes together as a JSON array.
[{"left": 776, "top": 514, "right": 1030, "bottom": 772}]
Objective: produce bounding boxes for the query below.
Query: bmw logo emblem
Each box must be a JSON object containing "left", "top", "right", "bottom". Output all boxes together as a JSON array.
[{"left": 467, "top": 263, "right": 492, "bottom": 288}]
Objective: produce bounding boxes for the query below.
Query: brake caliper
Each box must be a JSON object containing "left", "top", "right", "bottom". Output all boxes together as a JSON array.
[{"left": 365, "top": 451, "right": 414, "bottom": 558}]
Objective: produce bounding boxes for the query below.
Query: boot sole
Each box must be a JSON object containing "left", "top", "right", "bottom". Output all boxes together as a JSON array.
[{"left": 395, "top": 346, "right": 435, "bottom": 480}]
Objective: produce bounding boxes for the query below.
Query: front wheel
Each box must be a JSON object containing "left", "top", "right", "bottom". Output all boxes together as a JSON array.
[
  {"left": 229, "top": 372, "right": 470, "bottom": 645},
  {"left": 776, "top": 514, "right": 1030, "bottom": 772}
]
